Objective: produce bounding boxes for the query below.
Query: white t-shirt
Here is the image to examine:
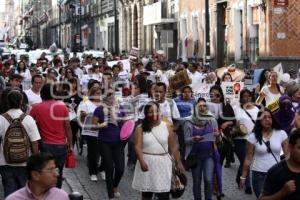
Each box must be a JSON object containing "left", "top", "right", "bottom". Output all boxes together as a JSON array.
[
  {"left": 18, "top": 69, "right": 32, "bottom": 91},
  {"left": 74, "top": 67, "right": 84, "bottom": 79},
  {"left": 25, "top": 89, "right": 42, "bottom": 107},
  {"left": 188, "top": 70, "right": 204, "bottom": 92},
  {"left": 84, "top": 64, "right": 93, "bottom": 74},
  {"left": 234, "top": 106, "right": 259, "bottom": 139},
  {"left": 0, "top": 109, "right": 41, "bottom": 166},
  {"left": 261, "top": 86, "right": 282, "bottom": 107},
  {"left": 77, "top": 100, "right": 98, "bottom": 137},
  {"left": 247, "top": 130, "right": 287, "bottom": 172},
  {"left": 159, "top": 99, "right": 180, "bottom": 123}
]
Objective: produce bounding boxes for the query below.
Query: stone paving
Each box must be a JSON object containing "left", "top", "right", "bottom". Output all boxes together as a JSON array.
[
  {"left": 0, "top": 145, "right": 256, "bottom": 200},
  {"left": 64, "top": 146, "right": 256, "bottom": 200}
]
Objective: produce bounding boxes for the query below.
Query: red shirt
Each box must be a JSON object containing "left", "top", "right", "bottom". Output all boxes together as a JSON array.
[{"left": 30, "top": 100, "right": 69, "bottom": 145}]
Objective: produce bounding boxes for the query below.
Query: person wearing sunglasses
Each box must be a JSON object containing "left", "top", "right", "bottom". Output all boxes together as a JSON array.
[
  {"left": 234, "top": 89, "right": 259, "bottom": 194},
  {"left": 240, "top": 109, "right": 289, "bottom": 198},
  {"left": 5, "top": 153, "right": 69, "bottom": 200}
]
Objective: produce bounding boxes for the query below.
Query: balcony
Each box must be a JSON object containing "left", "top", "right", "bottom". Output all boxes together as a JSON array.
[{"left": 143, "top": 1, "right": 177, "bottom": 26}]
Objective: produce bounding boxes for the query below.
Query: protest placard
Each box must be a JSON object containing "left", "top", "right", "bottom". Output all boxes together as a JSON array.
[
  {"left": 221, "top": 82, "right": 244, "bottom": 105},
  {"left": 194, "top": 84, "right": 213, "bottom": 100},
  {"left": 107, "top": 59, "right": 131, "bottom": 73}
]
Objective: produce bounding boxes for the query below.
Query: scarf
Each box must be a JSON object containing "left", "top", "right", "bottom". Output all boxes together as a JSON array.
[
  {"left": 274, "top": 95, "right": 295, "bottom": 134},
  {"left": 188, "top": 105, "right": 215, "bottom": 127}
]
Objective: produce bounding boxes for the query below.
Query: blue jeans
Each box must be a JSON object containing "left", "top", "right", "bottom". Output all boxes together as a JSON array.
[
  {"left": 0, "top": 165, "right": 27, "bottom": 197},
  {"left": 234, "top": 139, "right": 250, "bottom": 188},
  {"left": 191, "top": 156, "right": 214, "bottom": 200},
  {"left": 252, "top": 170, "right": 267, "bottom": 198},
  {"left": 40, "top": 143, "right": 68, "bottom": 188}
]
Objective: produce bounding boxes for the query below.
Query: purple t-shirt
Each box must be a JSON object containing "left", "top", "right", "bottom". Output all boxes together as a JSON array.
[
  {"left": 93, "top": 105, "right": 124, "bottom": 143},
  {"left": 190, "top": 123, "right": 214, "bottom": 158}
]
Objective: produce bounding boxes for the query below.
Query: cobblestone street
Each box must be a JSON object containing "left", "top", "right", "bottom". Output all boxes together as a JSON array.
[{"left": 62, "top": 146, "right": 256, "bottom": 200}]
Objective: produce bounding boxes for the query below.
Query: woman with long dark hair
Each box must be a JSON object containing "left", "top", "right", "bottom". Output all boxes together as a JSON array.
[
  {"left": 234, "top": 89, "right": 259, "bottom": 194},
  {"left": 240, "top": 109, "right": 289, "bottom": 198},
  {"left": 255, "top": 69, "right": 270, "bottom": 101},
  {"left": 16, "top": 61, "right": 31, "bottom": 90},
  {"left": 92, "top": 90, "right": 127, "bottom": 200},
  {"left": 132, "top": 101, "right": 184, "bottom": 200}
]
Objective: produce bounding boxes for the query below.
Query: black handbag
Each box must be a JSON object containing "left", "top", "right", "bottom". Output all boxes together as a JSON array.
[{"left": 184, "top": 154, "right": 198, "bottom": 170}]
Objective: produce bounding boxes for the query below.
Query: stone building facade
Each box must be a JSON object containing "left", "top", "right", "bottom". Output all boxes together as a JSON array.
[
  {"left": 179, "top": 0, "right": 300, "bottom": 69},
  {"left": 119, "top": 0, "right": 145, "bottom": 54}
]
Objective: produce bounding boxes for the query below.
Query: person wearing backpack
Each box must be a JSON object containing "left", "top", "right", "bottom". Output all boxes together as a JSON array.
[{"left": 0, "top": 90, "right": 40, "bottom": 197}]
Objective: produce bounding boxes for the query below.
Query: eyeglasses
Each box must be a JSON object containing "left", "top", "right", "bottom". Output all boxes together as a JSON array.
[
  {"left": 265, "top": 141, "right": 271, "bottom": 153},
  {"left": 39, "top": 167, "right": 59, "bottom": 174}
]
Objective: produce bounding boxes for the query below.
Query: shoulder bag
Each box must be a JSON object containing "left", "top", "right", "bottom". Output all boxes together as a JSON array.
[{"left": 150, "top": 131, "right": 187, "bottom": 199}]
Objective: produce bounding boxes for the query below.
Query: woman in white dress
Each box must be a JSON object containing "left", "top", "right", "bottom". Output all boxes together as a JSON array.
[{"left": 132, "top": 101, "right": 184, "bottom": 200}]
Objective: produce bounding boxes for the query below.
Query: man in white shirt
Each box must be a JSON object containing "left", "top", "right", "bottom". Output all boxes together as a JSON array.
[
  {"left": 0, "top": 90, "right": 40, "bottom": 197},
  {"left": 83, "top": 55, "right": 93, "bottom": 73},
  {"left": 70, "top": 57, "right": 84, "bottom": 79},
  {"left": 154, "top": 82, "right": 180, "bottom": 124},
  {"left": 25, "top": 75, "right": 43, "bottom": 107},
  {"left": 187, "top": 62, "right": 204, "bottom": 92}
]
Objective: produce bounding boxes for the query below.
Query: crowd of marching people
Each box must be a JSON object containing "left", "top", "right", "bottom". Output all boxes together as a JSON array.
[{"left": 0, "top": 50, "right": 300, "bottom": 200}]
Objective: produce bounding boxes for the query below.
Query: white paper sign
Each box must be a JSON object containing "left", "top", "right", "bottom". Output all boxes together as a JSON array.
[
  {"left": 194, "top": 84, "right": 213, "bottom": 100},
  {"left": 107, "top": 59, "right": 131, "bottom": 73},
  {"left": 221, "top": 82, "right": 244, "bottom": 105}
]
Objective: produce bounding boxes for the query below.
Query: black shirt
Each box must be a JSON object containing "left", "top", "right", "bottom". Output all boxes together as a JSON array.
[{"left": 262, "top": 160, "right": 300, "bottom": 200}]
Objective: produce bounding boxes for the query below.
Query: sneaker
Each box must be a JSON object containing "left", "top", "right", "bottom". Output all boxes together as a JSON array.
[
  {"left": 90, "top": 175, "right": 98, "bottom": 182},
  {"left": 114, "top": 192, "right": 121, "bottom": 198},
  {"left": 100, "top": 171, "right": 106, "bottom": 180}
]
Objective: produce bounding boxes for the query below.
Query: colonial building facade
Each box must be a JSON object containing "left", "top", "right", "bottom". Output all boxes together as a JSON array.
[{"left": 179, "top": 0, "right": 300, "bottom": 69}]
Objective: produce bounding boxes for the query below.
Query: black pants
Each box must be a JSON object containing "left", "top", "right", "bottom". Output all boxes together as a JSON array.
[
  {"left": 85, "top": 136, "right": 100, "bottom": 175},
  {"left": 70, "top": 120, "right": 80, "bottom": 148},
  {"left": 127, "top": 133, "right": 137, "bottom": 165},
  {"left": 142, "top": 192, "right": 170, "bottom": 200},
  {"left": 0, "top": 166, "right": 27, "bottom": 197},
  {"left": 219, "top": 137, "right": 234, "bottom": 165},
  {"left": 99, "top": 141, "right": 125, "bottom": 199},
  {"left": 176, "top": 123, "right": 185, "bottom": 161}
]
